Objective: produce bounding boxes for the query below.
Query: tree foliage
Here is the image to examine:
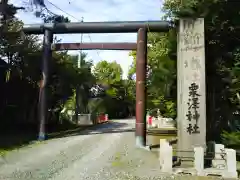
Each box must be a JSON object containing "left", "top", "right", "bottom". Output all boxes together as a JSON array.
[
  {"left": 128, "top": 0, "right": 240, "bottom": 144},
  {"left": 93, "top": 60, "right": 122, "bottom": 85},
  {"left": 91, "top": 61, "right": 135, "bottom": 118},
  {"left": 129, "top": 31, "right": 177, "bottom": 118},
  {"left": 0, "top": 3, "right": 93, "bottom": 133}
]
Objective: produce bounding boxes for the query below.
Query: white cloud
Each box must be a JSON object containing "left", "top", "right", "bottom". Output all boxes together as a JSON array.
[{"left": 10, "top": 0, "right": 163, "bottom": 78}]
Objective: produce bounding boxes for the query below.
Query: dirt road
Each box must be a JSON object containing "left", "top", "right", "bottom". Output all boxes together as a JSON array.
[{"left": 0, "top": 119, "right": 174, "bottom": 180}]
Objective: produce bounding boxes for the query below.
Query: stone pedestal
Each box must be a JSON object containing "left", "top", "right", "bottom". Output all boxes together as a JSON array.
[
  {"left": 177, "top": 18, "right": 206, "bottom": 158},
  {"left": 212, "top": 144, "right": 226, "bottom": 169}
]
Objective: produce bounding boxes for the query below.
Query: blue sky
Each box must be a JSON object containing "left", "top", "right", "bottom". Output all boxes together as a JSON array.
[{"left": 10, "top": 0, "right": 163, "bottom": 78}]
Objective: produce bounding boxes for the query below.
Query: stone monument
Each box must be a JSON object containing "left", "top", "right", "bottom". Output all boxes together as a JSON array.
[{"left": 177, "top": 18, "right": 206, "bottom": 158}]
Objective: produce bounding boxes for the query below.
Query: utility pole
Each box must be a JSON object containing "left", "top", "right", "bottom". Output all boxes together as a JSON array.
[{"left": 75, "top": 17, "right": 84, "bottom": 123}]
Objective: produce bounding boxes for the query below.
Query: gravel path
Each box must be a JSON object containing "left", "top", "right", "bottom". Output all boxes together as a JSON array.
[{"left": 0, "top": 119, "right": 222, "bottom": 180}]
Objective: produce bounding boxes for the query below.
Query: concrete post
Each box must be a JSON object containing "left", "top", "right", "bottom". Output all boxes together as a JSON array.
[
  {"left": 194, "top": 146, "right": 204, "bottom": 174},
  {"left": 225, "top": 148, "right": 238, "bottom": 178},
  {"left": 159, "top": 139, "right": 173, "bottom": 172}
]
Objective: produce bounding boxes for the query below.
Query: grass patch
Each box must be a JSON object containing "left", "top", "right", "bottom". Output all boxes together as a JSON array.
[
  {"left": 0, "top": 134, "right": 50, "bottom": 157},
  {"left": 111, "top": 152, "right": 126, "bottom": 167},
  {"left": 0, "top": 149, "right": 7, "bottom": 157}
]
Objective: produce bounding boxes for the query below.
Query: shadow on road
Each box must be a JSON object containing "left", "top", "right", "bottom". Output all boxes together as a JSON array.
[
  {"left": 51, "top": 128, "right": 135, "bottom": 139},
  {"left": 48, "top": 121, "right": 134, "bottom": 139},
  {"left": 0, "top": 120, "right": 133, "bottom": 154}
]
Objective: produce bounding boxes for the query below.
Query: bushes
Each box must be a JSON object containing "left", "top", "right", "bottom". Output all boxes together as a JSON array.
[{"left": 221, "top": 131, "right": 240, "bottom": 148}]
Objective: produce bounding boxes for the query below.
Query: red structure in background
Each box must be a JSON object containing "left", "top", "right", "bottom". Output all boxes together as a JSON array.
[
  {"left": 148, "top": 116, "right": 153, "bottom": 126},
  {"left": 97, "top": 114, "right": 108, "bottom": 124}
]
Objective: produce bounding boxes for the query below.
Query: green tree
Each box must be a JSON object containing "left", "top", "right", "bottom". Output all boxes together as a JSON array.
[
  {"left": 93, "top": 60, "right": 122, "bottom": 85},
  {"left": 60, "top": 53, "right": 95, "bottom": 115},
  {"left": 128, "top": 31, "right": 177, "bottom": 118},
  {"left": 92, "top": 60, "right": 134, "bottom": 118},
  {"left": 0, "top": 3, "right": 94, "bottom": 133}
]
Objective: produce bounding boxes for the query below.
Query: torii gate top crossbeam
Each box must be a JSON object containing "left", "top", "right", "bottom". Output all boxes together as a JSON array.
[
  {"left": 52, "top": 42, "right": 137, "bottom": 51},
  {"left": 23, "top": 21, "right": 172, "bottom": 34}
]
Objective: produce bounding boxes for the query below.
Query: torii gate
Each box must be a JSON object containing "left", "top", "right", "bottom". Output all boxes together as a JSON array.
[{"left": 22, "top": 21, "right": 171, "bottom": 148}]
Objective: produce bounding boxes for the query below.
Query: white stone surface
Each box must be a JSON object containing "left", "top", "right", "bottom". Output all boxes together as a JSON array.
[
  {"left": 159, "top": 139, "right": 173, "bottom": 173},
  {"left": 225, "top": 148, "right": 238, "bottom": 178},
  {"left": 159, "top": 117, "right": 175, "bottom": 129},
  {"left": 194, "top": 146, "right": 204, "bottom": 174},
  {"left": 77, "top": 114, "right": 93, "bottom": 125},
  {"left": 148, "top": 117, "right": 175, "bottom": 129},
  {"left": 159, "top": 139, "right": 167, "bottom": 149},
  {"left": 177, "top": 18, "right": 206, "bottom": 157},
  {"left": 151, "top": 119, "right": 158, "bottom": 128},
  {"left": 212, "top": 144, "right": 226, "bottom": 169}
]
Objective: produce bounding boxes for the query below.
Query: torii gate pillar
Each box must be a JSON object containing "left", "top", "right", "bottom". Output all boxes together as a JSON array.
[{"left": 135, "top": 28, "right": 147, "bottom": 147}]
